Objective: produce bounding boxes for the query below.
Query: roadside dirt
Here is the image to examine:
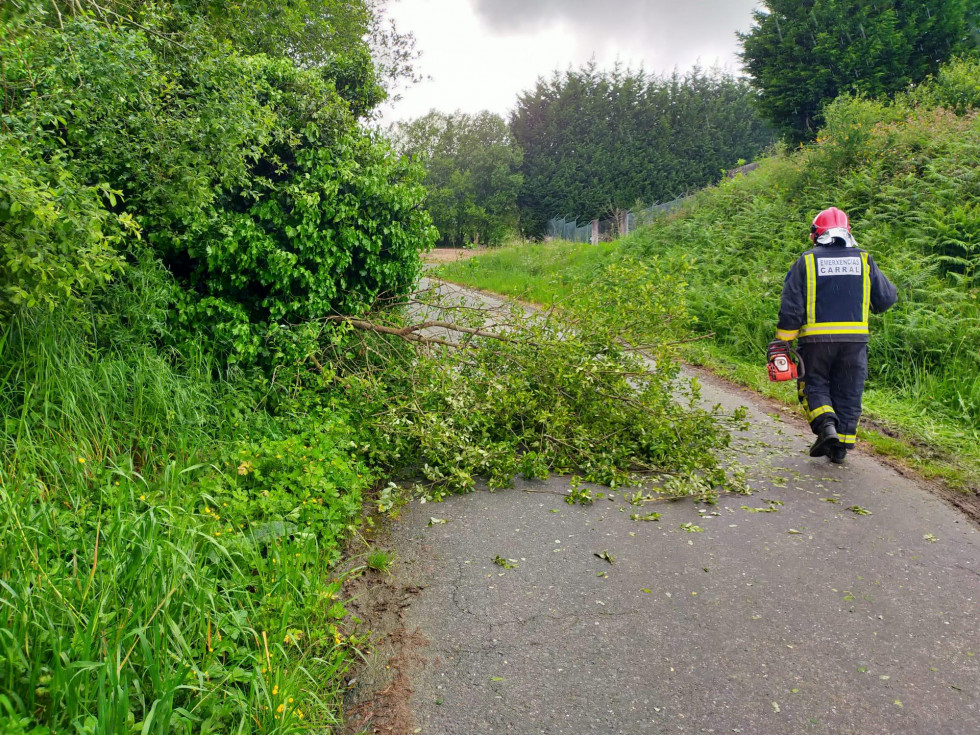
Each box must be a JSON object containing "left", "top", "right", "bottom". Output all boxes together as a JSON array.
[
  {"left": 420, "top": 247, "right": 485, "bottom": 264},
  {"left": 341, "top": 531, "right": 429, "bottom": 735}
]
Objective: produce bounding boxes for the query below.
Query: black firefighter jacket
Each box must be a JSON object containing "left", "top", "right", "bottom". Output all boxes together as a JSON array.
[{"left": 777, "top": 243, "right": 897, "bottom": 343}]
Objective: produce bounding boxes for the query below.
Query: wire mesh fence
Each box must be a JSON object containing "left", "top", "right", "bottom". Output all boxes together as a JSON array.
[{"left": 545, "top": 196, "right": 691, "bottom": 243}]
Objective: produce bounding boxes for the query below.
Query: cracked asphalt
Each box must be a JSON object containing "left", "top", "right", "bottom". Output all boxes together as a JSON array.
[{"left": 384, "top": 285, "right": 979, "bottom": 735}]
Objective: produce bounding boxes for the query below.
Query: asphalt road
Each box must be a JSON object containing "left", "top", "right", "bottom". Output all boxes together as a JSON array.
[{"left": 384, "top": 285, "right": 979, "bottom": 735}]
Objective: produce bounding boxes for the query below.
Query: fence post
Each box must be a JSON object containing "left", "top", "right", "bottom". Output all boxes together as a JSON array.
[
  {"left": 619, "top": 210, "right": 630, "bottom": 237},
  {"left": 591, "top": 219, "right": 599, "bottom": 245}
]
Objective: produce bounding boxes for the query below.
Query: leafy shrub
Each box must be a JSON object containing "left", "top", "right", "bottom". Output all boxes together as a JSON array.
[
  {"left": 2, "top": 17, "right": 435, "bottom": 365},
  {"left": 904, "top": 56, "right": 980, "bottom": 115},
  {"left": 0, "top": 145, "right": 131, "bottom": 313}
]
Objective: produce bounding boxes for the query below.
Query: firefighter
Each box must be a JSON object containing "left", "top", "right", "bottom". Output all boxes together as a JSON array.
[{"left": 771, "top": 207, "right": 897, "bottom": 464}]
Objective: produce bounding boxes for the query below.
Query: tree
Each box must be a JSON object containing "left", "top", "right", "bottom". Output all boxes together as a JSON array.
[
  {"left": 511, "top": 64, "right": 773, "bottom": 237},
  {"left": 739, "top": 0, "right": 977, "bottom": 141},
  {"left": 393, "top": 111, "right": 523, "bottom": 246}
]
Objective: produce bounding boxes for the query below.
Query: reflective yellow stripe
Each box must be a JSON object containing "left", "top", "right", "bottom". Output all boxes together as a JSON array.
[
  {"left": 776, "top": 328, "right": 799, "bottom": 340},
  {"left": 799, "top": 321, "right": 869, "bottom": 336},
  {"left": 839, "top": 434, "right": 857, "bottom": 445},
  {"left": 804, "top": 254, "right": 816, "bottom": 326},
  {"left": 808, "top": 405, "right": 835, "bottom": 421},
  {"left": 861, "top": 252, "right": 870, "bottom": 323}
]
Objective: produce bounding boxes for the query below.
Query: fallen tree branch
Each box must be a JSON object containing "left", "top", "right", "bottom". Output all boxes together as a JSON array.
[{"left": 323, "top": 314, "right": 527, "bottom": 347}]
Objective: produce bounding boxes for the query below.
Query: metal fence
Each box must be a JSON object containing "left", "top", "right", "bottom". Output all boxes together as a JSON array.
[{"left": 546, "top": 196, "right": 690, "bottom": 244}]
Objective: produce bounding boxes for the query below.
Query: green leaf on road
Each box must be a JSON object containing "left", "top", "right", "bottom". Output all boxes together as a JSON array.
[
  {"left": 630, "top": 511, "right": 661, "bottom": 522},
  {"left": 594, "top": 550, "right": 615, "bottom": 564}
]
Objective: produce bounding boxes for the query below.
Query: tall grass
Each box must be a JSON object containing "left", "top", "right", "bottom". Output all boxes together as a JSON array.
[{"left": 0, "top": 261, "right": 367, "bottom": 732}]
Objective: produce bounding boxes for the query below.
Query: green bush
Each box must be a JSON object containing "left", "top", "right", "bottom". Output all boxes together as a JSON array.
[
  {"left": 1, "top": 17, "right": 434, "bottom": 364},
  {"left": 0, "top": 144, "right": 131, "bottom": 313}
]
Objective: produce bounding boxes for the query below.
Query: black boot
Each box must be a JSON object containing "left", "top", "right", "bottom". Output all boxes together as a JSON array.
[
  {"left": 829, "top": 445, "right": 848, "bottom": 464},
  {"left": 809, "top": 423, "right": 840, "bottom": 458}
]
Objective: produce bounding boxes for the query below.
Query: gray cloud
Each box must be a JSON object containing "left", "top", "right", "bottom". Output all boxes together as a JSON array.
[{"left": 471, "top": 0, "right": 760, "bottom": 72}]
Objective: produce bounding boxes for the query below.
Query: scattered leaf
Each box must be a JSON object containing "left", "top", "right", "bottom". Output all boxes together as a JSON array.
[
  {"left": 428, "top": 517, "right": 448, "bottom": 526},
  {"left": 923, "top": 533, "right": 938, "bottom": 543},
  {"left": 847, "top": 505, "right": 872, "bottom": 516},
  {"left": 680, "top": 522, "right": 704, "bottom": 533},
  {"left": 594, "top": 550, "right": 615, "bottom": 564},
  {"left": 492, "top": 555, "right": 517, "bottom": 569},
  {"left": 741, "top": 504, "right": 777, "bottom": 513},
  {"left": 630, "top": 511, "right": 661, "bottom": 522}
]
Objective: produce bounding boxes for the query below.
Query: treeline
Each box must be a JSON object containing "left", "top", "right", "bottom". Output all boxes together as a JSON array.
[
  {"left": 400, "top": 0, "right": 977, "bottom": 245},
  {"left": 392, "top": 111, "right": 523, "bottom": 247},
  {"left": 395, "top": 66, "right": 774, "bottom": 242},
  {"left": 740, "top": 0, "right": 977, "bottom": 140},
  {"left": 512, "top": 65, "right": 774, "bottom": 237}
]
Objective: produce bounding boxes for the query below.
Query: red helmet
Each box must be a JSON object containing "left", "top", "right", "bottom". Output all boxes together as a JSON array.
[{"left": 810, "top": 207, "right": 851, "bottom": 243}]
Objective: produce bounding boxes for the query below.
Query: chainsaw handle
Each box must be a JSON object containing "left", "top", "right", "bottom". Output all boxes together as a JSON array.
[{"left": 788, "top": 346, "right": 805, "bottom": 378}]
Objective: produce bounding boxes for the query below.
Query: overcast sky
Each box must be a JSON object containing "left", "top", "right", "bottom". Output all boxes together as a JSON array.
[{"left": 382, "top": 0, "right": 761, "bottom": 123}]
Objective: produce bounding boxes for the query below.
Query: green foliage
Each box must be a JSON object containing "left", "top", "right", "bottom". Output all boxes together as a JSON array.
[
  {"left": 365, "top": 549, "right": 394, "bottom": 574},
  {"left": 511, "top": 63, "right": 774, "bottom": 236},
  {"left": 333, "top": 261, "right": 737, "bottom": 498},
  {"left": 0, "top": 145, "right": 132, "bottom": 312},
  {"left": 394, "top": 111, "right": 523, "bottom": 247},
  {"left": 0, "top": 3, "right": 431, "bottom": 729},
  {"left": 0, "top": 260, "right": 372, "bottom": 732},
  {"left": 739, "top": 0, "right": 977, "bottom": 140},
  {"left": 1, "top": 11, "right": 435, "bottom": 363},
  {"left": 903, "top": 56, "right": 980, "bottom": 114}
]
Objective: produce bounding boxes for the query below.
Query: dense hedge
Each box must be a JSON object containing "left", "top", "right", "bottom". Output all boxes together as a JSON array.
[{"left": 0, "top": 13, "right": 435, "bottom": 362}]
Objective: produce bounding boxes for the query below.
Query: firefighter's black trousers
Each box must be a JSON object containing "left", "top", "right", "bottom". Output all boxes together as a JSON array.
[{"left": 796, "top": 342, "right": 868, "bottom": 449}]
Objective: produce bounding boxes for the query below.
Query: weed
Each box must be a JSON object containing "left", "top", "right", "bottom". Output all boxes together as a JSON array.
[{"left": 366, "top": 549, "right": 394, "bottom": 574}]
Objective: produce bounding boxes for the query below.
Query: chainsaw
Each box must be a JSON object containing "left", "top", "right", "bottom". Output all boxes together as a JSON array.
[{"left": 766, "top": 340, "right": 805, "bottom": 382}]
